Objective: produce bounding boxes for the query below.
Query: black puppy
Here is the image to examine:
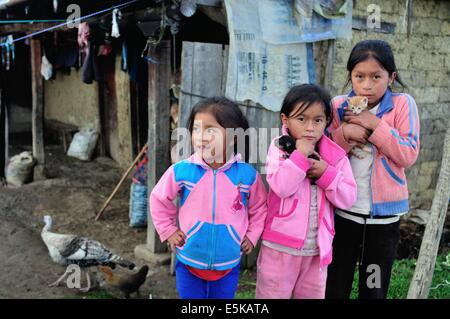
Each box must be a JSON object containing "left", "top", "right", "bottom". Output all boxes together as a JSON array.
[
  {"left": 276, "top": 135, "right": 320, "bottom": 184},
  {"left": 275, "top": 135, "right": 320, "bottom": 161}
]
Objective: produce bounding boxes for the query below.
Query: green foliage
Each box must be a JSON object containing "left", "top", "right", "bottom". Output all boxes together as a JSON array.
[
  {"left": 235, "top": 252, "right": 450, "bottom": 299},
  {"left": 350, "top": 253, "right": 450, "bottom": 299}
]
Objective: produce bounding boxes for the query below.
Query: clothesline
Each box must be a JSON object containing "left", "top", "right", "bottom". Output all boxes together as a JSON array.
[
  {"left": 0, "top": 0, "right": 140, "bottom": 47},
  {"left": 0, "top": 20, "right": 66, "bottom": 23}
]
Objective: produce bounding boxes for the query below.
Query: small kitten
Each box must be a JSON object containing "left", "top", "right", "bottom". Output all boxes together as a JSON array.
[
  {"left": 346, "top": 96, "right": 372, "bottom": 159},
  {"left": 347, "top": 96, "right": 369, "bottom": 114}
]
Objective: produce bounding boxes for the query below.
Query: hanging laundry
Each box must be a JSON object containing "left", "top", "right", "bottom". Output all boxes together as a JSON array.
[
  {"left": 77, "top": 23, "right": 102, "bottom": 84},
  {"left": 121, "top": 41, "right": 128, "bottom": 71},
  {"left": 121, "top": 27, "right": 147, "bottom": 84},
  {"left": 77, "top": 22, "right": 90, "bottom": 55},
  {"left": 54, "top": 42, "right": 79, "bottom": 69},
  {"left": 41, "top": 55, "right": 53, "bottom": 80},
  {"left": 81, "top": 43, "right": 102, "bottom": 84},
  {"left": 0, "top": 36, "right": 15, "bottom": 71},
  {"left": 98, "top": 40, "right": 113, "bottom": 56},
  {"left": 7, "top": 36, "right": 14, "bottom": 64},
  {"left": 111, "top": 9, "right": 122, "bottom": 38}
]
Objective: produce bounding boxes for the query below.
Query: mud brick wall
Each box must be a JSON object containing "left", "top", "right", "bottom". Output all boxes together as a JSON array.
[{"left": 329, "top": 0, "right": 450, "bottom": 212}]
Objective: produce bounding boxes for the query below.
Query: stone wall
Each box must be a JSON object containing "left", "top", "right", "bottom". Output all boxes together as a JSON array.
[{"left": 329, "top": 0, "right": 450, "bottom": 212}]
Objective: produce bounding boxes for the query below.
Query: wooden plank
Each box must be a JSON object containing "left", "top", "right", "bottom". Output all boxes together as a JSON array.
[
  {"left": 30, "top": 38, "right": 45, "bottom": 178},
  {"left": 407, "top": 128, "right": 450, "bottom": 299},
  {"left": 0, "top": 23, "right": 66, "bottom": 36},
  {"left": 179, "top": 41, "right": 194, "bottom": 130},
  {"left": 190, "top": 42, "right": 223, "bottom": 107},
  {"left": 179, "top": 42, "right": 225, "bottom": 130},
  {"left": 147, "top": 40, "right": 172, "bottom": 254},
  {"left": 220, "top": 45, "right": 229, "bottom": 95},
  {"left": 0, "top": 87, "right": 5, "bottom": 183},
  {"left": 324, "top": 40, "right": 336, "bottom": 91}
]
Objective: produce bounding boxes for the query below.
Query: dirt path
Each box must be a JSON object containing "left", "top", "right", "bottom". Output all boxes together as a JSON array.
[{"left": 0, "top": 145, "right": 177, "bottom": 299}]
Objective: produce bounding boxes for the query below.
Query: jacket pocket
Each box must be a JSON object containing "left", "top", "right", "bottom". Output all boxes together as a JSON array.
[
  {"left": 214, "top": 224, "right": 242, "bottom": 266},
  {"left": 270, "top": 200, "right": 302, "bottom": 238},
  {"left": 226, "top": 224, "right": 242, "bottom": 245},
  {"left": 322, "top": 216, "right": 335, "bottom": 236},
  {"left": 177, "top": 222, "right": 211, "bottom": 267},
  {"left": 185, "top": 221, "right": 203, "bottom": 239},
  {"left": 280, "top": 199, "right": 298, "bottom": 217},
  {"left": 380, "top": 157, "right": 406, "bottom": 185},
  {"left": 277, "top": 198, "right": 298, "bottom": 218}
]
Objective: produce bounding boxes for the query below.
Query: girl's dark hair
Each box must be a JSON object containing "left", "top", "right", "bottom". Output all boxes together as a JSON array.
[
  {"left": 280, "top": 84, "right": 333, "bottom": 128},
  {"left": 187, "top": 96, "right": 250, "bottom": 162},
  {"left": 345, "top": 40, "right": 406, "bottom": 90}
]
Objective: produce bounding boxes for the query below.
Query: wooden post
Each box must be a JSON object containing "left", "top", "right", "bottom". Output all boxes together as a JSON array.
[
  {"left": 146, "top": 40, "right": 171, "bottom": 254},
  {"left": 0, "top": 87, "right": 6, "bottom": 184},
  {"left": 30, "top": 38, "right": 45, "bottom": 179},
  {"left": 407, "top": 128, "right": 450, "bottom": 298}
]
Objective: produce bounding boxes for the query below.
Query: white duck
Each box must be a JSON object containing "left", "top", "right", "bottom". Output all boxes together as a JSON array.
[{"left": 41, "top": 215, "right": 135, "bottom": 292}]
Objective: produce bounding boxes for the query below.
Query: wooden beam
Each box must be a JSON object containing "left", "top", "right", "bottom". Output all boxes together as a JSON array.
[
  {"left": 147, "top": 40, "right": 171, "bottom": 253},
  {"left": 0, "top": 23, "right": 62, "bottom": 35},
  {"left": 407, "top": 128, "right": 450, "bottom": 298},
  {"left": 0, "top": 87, "right": 6, "bottom": 184},
  {"left": 30, "top": 38, "right": 45, "bottom": 179}
]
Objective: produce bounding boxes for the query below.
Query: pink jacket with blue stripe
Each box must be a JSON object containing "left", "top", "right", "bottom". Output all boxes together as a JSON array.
[
  {"left": 261, "top": 128, "right": 357, "bottom": 268},
  {"left": 150, "top": 153, "right": 267, "bottom": 271},
  {"left": 329, "top": 89, "right": 420, "bottom": 217}
]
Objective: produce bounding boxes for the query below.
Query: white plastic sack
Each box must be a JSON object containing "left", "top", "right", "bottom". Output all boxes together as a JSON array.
[
  {"left": 67, "top": 127, "right": 98, "bottom": 161},
  {"left": 6, "top": 151, "right": 36, "bottom": 187}
]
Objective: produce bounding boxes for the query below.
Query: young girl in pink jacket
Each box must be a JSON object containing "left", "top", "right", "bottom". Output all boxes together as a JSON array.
[
  {"left": 150, "top": 97, "right": 267, "bottom": 299},
  {"left": 326, "top": 40, "right": 420, "bottom": 299},
  {"left": 256, "top": 84, "right": 357, "bottom": 299}
]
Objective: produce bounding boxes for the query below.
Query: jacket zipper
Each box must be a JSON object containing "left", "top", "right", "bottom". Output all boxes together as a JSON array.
[
  {"left": 369, "top": 144, "right": 376, "bottom": 218},
  {"left": 280, "top": 199, "right": 285, "bottom": 215},
  {"left": 209, "top": 169, "right": 218, "bottom": 269}
]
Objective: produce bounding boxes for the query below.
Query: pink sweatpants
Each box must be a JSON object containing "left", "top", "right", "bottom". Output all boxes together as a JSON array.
[{"left": 256, "top": 245, "right": 328, "bottom": 299}]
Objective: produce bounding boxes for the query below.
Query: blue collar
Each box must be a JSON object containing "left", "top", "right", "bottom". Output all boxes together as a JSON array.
[{"left": 337, "top": 89, "right": 394, "bottom": 122}]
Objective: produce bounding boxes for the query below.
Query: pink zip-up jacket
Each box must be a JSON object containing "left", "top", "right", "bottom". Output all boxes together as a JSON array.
[
  {"left": 261, "top": 126, "right": 357, "bottom": 268},
  {"left": 150, "top": 153, "right": 267, "bottom": 271},
  {"left": 328, "top": 89, "right": 420, "bottom": 216}
]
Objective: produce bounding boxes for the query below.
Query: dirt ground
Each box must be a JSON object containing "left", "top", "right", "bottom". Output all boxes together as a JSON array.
[
  {"left": 0, "top": 141, "right": 178, "bottom": 299},
  {"left": 2, "top": 136, "right": 448, "bottom": 299}
]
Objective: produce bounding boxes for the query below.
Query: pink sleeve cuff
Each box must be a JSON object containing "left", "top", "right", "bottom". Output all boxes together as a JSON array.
[
  {"left": 316, "top": 164, "right": 338, "bottom": 189},
  {"left": 245, "top": 232, "right": 259, "bottom": 248},
  {"left": 160, "top": 226, "right": 179, "bottom": 243},
  {"left": 289, "top": 150, "right": 312, "bottom": 172}
]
